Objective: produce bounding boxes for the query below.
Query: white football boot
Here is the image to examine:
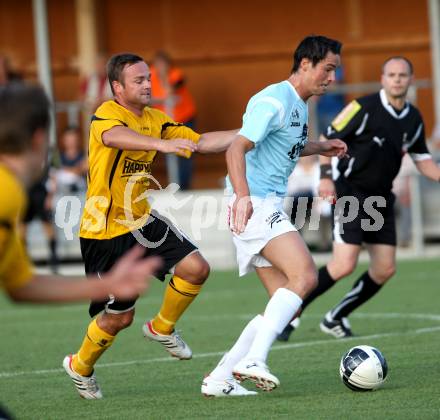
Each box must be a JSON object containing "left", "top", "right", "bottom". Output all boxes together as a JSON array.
[
  {"left": 62, "top": 354, "right": 103, "bottom": 399},
  {"left": 142, "top": 320, "right": 192, "bottom": 360},
  {"left": 201, "top": 376, "right": 258, "bottom": 397},
  {"left": 233, "top": 359, "right": 280, "bottom": 391}
]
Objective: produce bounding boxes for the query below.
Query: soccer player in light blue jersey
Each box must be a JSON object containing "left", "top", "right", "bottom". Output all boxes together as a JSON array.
[{"left": 202, "top": 35, "right": 348, "bottom": 397}]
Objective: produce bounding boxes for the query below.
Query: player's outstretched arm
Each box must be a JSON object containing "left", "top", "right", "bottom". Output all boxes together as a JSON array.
[
  {"left": 197, "top": 129, "right": 239, "bottom": 154},
  {"left": 102, "top": 126, "right": 197, "bottom": 155},
  {"left": 414, "top": 158, "right": 440, "bottom": 183},
  {"left": 301, "top": 138, "right": 347, "bottom": 158},
  {"left": 7, "top": 247, "right": 161, "bottom": 303}
]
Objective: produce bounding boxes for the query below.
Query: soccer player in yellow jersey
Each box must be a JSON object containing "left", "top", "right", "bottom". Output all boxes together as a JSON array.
[
  {"left": 0, "top": 84, "right": 161, "bottom": 411},
  {"left": 63, "top": 53, "right": 237, "bottom": 399}
]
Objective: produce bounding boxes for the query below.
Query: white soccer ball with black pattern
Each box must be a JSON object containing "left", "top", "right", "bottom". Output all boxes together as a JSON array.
[{"left": 339, "top": 345, "right": 388, "bottom": 391}]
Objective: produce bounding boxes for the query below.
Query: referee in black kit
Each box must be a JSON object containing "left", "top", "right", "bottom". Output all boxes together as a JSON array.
[{"left": 278, "top": 56, "right": 440, "bottom": 341}]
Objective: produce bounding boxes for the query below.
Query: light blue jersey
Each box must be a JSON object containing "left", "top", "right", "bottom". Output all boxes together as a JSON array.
[{"left": 226, "top": 80, "right": 308, "bottom": 197}]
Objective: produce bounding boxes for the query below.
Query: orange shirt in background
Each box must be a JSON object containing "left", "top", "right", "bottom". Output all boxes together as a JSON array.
[{"left": 150, "top": 66, "right": 196, "bottom": 124}]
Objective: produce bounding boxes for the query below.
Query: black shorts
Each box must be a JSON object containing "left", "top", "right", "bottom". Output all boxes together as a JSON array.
[
  {"left": 80, "top": 213, "right": 198, "bottom": 317},
  {"left": 332, "top": 180, "right": 396, "bottom": 246}
]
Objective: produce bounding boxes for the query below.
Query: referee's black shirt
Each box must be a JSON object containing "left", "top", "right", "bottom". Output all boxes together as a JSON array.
[{"left": 325, "top": 89, "right": 430, "bottom": 194}]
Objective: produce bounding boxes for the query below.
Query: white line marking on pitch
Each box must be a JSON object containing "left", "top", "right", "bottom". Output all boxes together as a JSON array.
[{"left": 1, "top": 324, "right": 439, "bottom": 379}]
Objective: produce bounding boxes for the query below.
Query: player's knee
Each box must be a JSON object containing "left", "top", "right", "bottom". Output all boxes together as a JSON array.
[
  {"left": 372, "top": 265, "right": 396, "bottom": 283},
  {"left": 103, "top": 311, "right": 134, "bottom": 332},
  {"left": 175, "top": 253, "right": 210, "bottom": 284},
  {"left": 329, "top": 259, "right": 356, "bottom": 280},
  {"left": 192, "top": 258, "right": 210, "bottom": 284},
  {"left": 117, "top": 312, "right": 135, "bottom": 330}
]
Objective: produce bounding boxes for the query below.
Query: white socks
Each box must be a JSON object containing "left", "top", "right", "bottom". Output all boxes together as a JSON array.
[
  {"left": 245, "top": 288, "right": 302, "bottom": 362},
  {"left": 209, "top": 288, "right": 302, "bottom": 380},
  {"left": 210, "top": 314, "right": 263, "bottom": 381}
]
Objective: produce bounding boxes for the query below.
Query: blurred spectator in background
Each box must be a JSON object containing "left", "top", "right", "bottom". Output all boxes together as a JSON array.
[
  {"left": 316, "top": 66, "right": 345, "bottom": 135},
  {"left": 0, "top": 54, "right": 22, "bottom": 85},
  {"left": 80, "top": 54, "right": 112, "bottom": 118},
  {"left": 55, "top": 126, "right": 87, "bottom": 195},
  {"left": 150, "top": 50, "right": 197, "bottom": 189},
  {"left": 22, "top": 171, "right": 59, "bottom": 273},
  {"left": 286, "top": 155, "right": 332, "bottom": 251}
]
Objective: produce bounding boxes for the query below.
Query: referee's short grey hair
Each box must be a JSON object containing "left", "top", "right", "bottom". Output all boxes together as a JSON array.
[{"left": 382, "top": 56, "right": 413, "bottom": 75}]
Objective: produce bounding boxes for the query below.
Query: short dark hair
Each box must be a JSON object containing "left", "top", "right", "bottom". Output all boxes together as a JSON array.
[
  {"left": 107, "top": 53, "right": 144, "bottom": 95},
  {"left": 382, "top": 56, "right": 413, "bottom": 75},
  {"left": 0, "top": 83, "right": 50, "bottom": 154},
  {"left": 291, "top": 35, "right": 342, "bottom": 73}
]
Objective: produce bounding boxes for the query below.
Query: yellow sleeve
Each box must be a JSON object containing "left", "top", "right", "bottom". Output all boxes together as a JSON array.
[
  {"left": 91, "top": 102, "right": 126, "bottom": 144},
  {"left": 151, "top": 110, "right": 200, "bottom": 158},
  {"left": 0, "top": 226, "right": 33, "bottom": 292},
  {"left": 162, "top": 123, "right": 200, "bottom": 144},
  {"left": 152, "top": 110, "right": 200, "bottom": 144}
]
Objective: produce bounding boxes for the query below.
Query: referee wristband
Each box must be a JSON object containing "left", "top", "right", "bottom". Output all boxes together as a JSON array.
[{"left": 320, "top": 164, "right": 333, "bottom": 180}]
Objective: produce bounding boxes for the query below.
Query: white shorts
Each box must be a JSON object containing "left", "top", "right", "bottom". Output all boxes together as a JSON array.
[{"left": 229, "top": 195, "right": 297, "bottom": 276}]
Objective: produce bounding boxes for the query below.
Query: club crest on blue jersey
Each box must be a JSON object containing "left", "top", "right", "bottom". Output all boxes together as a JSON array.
[{"left": 288, "top": 123, "right": 308, "bottom": 160}]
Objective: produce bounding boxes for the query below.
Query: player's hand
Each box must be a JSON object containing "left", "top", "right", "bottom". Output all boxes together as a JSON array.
[
  {"left": 232, "top": 194, "right": 253, "bottom": 234},
  {"left": 319, "top": 139, "right": 348, "bottom": 158},
  {"left": 318, "top": 178, "right": 337, "bottom": 204},
  {"left": 103, "top": 246, "right": 162, "bottom": 300},
  {"left": 159, "top": 139, "right": 198, "bottom": 157}
]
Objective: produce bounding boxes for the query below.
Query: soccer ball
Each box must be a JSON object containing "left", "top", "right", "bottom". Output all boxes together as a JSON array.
[{"left": 339, "top": 345, "right": 388, "bottom": 391}]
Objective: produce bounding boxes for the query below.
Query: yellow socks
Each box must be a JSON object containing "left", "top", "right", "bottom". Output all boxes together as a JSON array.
[
  {"left": 72, "top": 318, "right": 115, "bottom": 376},
  {"left": 151, "top": 276, "right": 202, "bottom": 335}
]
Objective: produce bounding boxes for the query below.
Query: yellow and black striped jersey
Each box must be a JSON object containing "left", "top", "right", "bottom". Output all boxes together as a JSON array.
[
  {"left": 79, "top": 100, "right": 200, "bottom": 240},
  {"left": 0, "top": 165, "right": 33, "bottom": 292}
]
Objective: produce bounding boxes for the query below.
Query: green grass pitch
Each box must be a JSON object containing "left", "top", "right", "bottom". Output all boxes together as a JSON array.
[{"left": 1, "top": 258, "right": 439, "bottom": 419}]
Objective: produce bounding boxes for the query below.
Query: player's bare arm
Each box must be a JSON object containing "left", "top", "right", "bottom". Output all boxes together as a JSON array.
[
  {"left": 414, "top": 158, "right": 440, "bottom": 182},
  {"left": 197, "top": 129, "right": 239, "bottom": 153},
  {"left": 301, "top": 135, "right": 347, "bottom": 202},
  {"left": 7, "top": 247, "right": 161, "bottom": 303},
  {"left": 102, "top": 125, "right": 197, "bottom": 155},
  {"left": 225, "top": 135, "right": 254, "bottom": 234},
  {"left": 301, "top": 138, "right": 347, "bottom": 158}
]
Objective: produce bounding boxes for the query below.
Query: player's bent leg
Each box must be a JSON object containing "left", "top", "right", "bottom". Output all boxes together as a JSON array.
[
  {"left": 146, "top": 252, "right": 209, "bottom": 359},
  {"left": 65, "top": 311, "right": 133, "bottom": 398},
  {"left": 234, "top": 235, "right": 310, "bottom": 390},
  {"left": 260, "top": 232, "right": 315, "bottom": 344},
  {"left": 320, "top": 244, "right": 396, "bottom": 338},
  {"left": 260, "top": 231, "right": 317, "bottom": 298},
  {"left": 320, "top": 243, "right": 396, "bottom": 338}
]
